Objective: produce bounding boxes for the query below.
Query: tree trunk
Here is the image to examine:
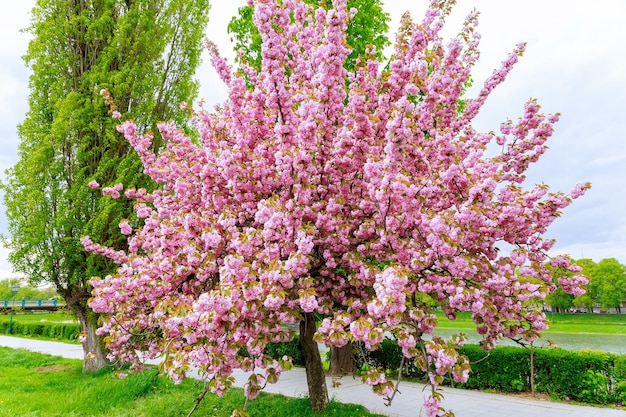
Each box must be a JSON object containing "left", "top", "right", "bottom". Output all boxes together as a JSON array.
[
  {"left": 74, "top": 307, "right": 107, "bottom": 372},
  {"left": 299, "top": 312, "right": 329, "bottom": 412},
  {"left": 328, "top": 343, "right": 356, "bottom": 376},
  {"left": 529, "top": 341, "right": 535, "bottom": 396}
]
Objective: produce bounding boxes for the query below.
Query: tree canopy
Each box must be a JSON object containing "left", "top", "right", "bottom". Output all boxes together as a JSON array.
[
  {"left": 228, "top": 0, "right": 390, "bottom": 71},
  {"left": 83, "top": 0, "right": 588, "bottom": 415},
  {"left": 572, "top": 258, "right": 626, "bottom": 313},
  {"left": 2, "top": 0, "right": 210, "bottom": 371},
  {"left": 0, "top": 279, "right": 57, "bottom": 301}
]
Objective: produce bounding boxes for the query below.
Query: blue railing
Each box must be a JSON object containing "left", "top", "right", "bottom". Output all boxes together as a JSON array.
[{"left": 2, "top": 299, "right": 59, "bottom": 308}]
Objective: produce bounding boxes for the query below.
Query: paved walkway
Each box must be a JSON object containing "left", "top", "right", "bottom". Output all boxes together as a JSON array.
[{"left": 1, "top": 335, "right": 624, "bottom": 417}]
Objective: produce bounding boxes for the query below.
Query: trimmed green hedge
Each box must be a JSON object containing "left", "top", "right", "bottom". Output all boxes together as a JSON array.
[
  {"left": 351, "top": 341, "right": 626, "bottom": 405},
  {"left": 271, "top": 338, "right": 626, "bottom": 405},
  {"left": 459, "top": 345, "right": 532, "bottom": 393},
  {"left": 355, "top": 339, "right": 428, "bottom": 380},
  {"left": 1, "top": 320, "right": 80, "bottom": 342},
  {"left": 454, "top": 345, "right": 626, "bottom": 404},
  {"left": 265, "top": 336, "right": 305, "bottom": 366}
]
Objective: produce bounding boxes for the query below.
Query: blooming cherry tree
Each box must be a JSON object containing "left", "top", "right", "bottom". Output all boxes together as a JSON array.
[{"left": 83, "top": 0, "right": 589, "bottom": 415}]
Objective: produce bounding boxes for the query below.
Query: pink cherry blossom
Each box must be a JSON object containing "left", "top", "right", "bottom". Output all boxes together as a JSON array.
[
  {"left": 82, "top": 0, "right": 589, "bottom": 414},
  {"left": 119, "top": 220, "right": 132, "bottom": 236}
]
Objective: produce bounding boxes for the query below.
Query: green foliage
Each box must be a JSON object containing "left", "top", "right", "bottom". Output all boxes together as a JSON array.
[
  {"left": 0, "top": 319, "right": 80, "bottom": 341},
  {"left": 321, "top": 339, "right": 626, "bottom": 405},
  {"left": 228, "top": 0, "right": 390, "bottom": 72},
  {"left": 464, "top": 346, "right": 626, "bottom": 404},
  {"left": 0, "top": 279, "right": 21, "bottom": 300},
  {"left": 1, "top": 0, "right": 210, "bottom": 355},
  {"left": 459, "top": 345, "right": 531, "bottom": 392},
  {"left": 573, "top": 293, "right": 595, "bottom": 313},
  {"left": 580, "top": 369, "right": 610, "bottom": 404},
  {"left": 0, "top": 347, "right": 387, "bottom": 417},
  {"left": 594, "top": 258, "right": 626, "bottom": 311},
  {"left": 531, "top": 349, "right": 606, "bottom": 401},
  {"left": 572, "top": 258, "right": 626, "bottom": 312},
  {"left": 0, "top": 279, "right": 58, "bottom": 301},
  {"left": 353, "top": 339, "right": 425, "bottom": 379},
  {"left": 545, "top": 262, "right": 575, "bottom": 312},
  {"left": 0, "top": 312, "right": 75, "bottom": 323},
  {"left": 545, "top": 287, "right": 574, "bottom": 312},
  {"left": 265, "top": 336, "right": 305, "bottom": 366},
  {"left": 228, "top": 4, "right": 263, "bottom": 71}
]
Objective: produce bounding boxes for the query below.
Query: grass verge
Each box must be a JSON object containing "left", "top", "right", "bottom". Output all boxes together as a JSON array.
[
  {"left": 435, "top": 311, "right": 626, "bottom": 334},
  {"left": 0, "top": 311, "right": 77, "bottom": 323},
  {"left": 0, "top": 346, "right": 385, "bottom": 417}
]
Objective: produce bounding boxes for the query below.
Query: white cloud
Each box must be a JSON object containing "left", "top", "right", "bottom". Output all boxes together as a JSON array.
[{"left": 0, "top": 243, "right": 20, "bottom": 281}]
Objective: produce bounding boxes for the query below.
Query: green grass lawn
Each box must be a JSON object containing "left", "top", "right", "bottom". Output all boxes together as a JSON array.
[
  {"left": 435, "top": 311, "right": 626, "bottom": 335},
  {"left": 0, "top": 311, "right": 77, "bottom": 323},
  {"left": 0, "top": 347, "right": 384, "bottom": 417}
]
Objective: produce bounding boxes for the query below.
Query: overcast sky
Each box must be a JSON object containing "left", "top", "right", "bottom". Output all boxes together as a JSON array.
[{"left": 1, "top": 1, "right": 625, "bottom": 280}]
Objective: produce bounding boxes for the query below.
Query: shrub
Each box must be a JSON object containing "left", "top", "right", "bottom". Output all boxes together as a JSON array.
[
  {"left": 265, "top": 336, "right": 305, "bottom": 366},
  {"left": 580, "top": 370, "right": 611, "bottom": 404},
  {"left": 458, "top": 345, "right": 531, "bottom": 392},
  {"left": 1, "top": 320, "right": 80, "bottom": 342},
  {"left": 533, "top": 348, "right": 613, "bottom": 401},
  {"left": 352, "top": 340, "right": 626, "bottom": 405}
]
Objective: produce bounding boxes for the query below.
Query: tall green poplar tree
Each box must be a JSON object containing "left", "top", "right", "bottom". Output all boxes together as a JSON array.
[{"left": 2, "top": 0, "right": 210, "bottom": 371}]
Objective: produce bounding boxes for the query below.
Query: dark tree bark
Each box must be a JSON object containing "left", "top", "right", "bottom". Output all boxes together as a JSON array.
[
  {"left": 62, "top": 285, "right": 107, "bottom": 372},
  {"left": 299, "top": 312, "right": 329, "bottom": 412},
  {"left": 75, "top": 307, "right": 107, "bottom": 372},
  {"left": 328, "top": 343, "right": 356, "bottom": 376}
]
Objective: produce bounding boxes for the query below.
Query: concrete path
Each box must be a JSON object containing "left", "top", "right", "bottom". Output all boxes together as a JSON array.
[{"left": 1, "top": 335, "right": 624, "bottom": 417}]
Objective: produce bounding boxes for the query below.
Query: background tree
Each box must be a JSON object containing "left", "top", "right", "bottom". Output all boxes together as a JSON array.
[
  {"left": 0, "top": 279, "right": 58, "bottom": 301},
  {"left": 0, "top": 279, "right": 24, "bottom": 300},
  {"left": 228, "top": 0, "right": 390, "bottom": 72},
  {"left": 84, "top": 1, "right": 588, "bottom": 415},
  {"left": 593, "top": 258, "right": 626, "bottom": 312},
  {"left": 545, "top": 264, "right": 575, "bottom": 312},
  {"left": 572, "top": 258, "right": 626, "bottom": 313},
  {"left": 2, "top": 0, "right": 210, "bottom": 372},
  {"left": 573, "top": 258, "right": 597, "bottom": 312},
  {"left": 545, "top": 287, "right": 574, "bottom": 312}
]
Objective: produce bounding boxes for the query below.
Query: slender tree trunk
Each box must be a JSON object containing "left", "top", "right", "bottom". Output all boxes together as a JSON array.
[
  {"left": 530, "top": 341, "right": 535, "bottom": 396},
  {"left": 328, "top": 343, "right": 356, "bottom": 376},
  {"left": 299, "top": 312, "right": 329, "bottom": 412},
  {"left": 74, "top": 307, "right": 107, "bottom": 372}
]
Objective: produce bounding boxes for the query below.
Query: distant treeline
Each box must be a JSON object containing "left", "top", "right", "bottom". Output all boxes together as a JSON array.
[{"left": 547, "top": 258, "right": 626, "bottom": 313}]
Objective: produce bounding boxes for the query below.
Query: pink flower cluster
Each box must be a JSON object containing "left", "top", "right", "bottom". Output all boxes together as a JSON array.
[
  {"left": 102, "top": 183, "right": 123, "bottom": 199},
  {"left": 83, "top": 0, "right": 588, "bottom": 413}
]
